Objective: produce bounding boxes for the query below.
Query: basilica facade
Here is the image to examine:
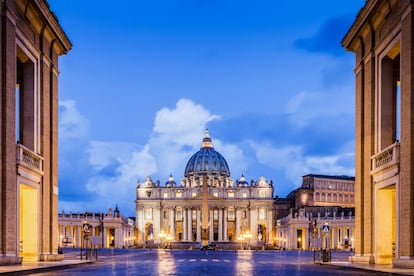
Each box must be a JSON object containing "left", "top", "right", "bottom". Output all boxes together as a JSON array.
[{"left": 135, "top": 131, "right": 274, "bottom": 248}]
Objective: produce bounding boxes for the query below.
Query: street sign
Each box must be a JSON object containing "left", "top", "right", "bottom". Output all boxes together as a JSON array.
[{"left": 322, "top": 224, "right": 330, "bottom": 233}]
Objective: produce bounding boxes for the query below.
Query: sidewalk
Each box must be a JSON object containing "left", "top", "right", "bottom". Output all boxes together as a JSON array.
[
  {"left": 328, "top": 261, "right": 414, "bottom": 276},
  {"left": 0, "top": 252, "right": 94, "bottom": 275}
]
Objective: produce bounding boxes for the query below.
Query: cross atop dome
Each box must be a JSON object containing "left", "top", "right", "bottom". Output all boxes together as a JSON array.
[{"left": 201, "top": 129, "right": 213, "bottom": 148}]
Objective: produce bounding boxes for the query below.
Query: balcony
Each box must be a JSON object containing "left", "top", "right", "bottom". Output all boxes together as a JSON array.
[
  {"left": 371, "top": 142, "right": 400, "bottom": 176},
  {"left": 16, "top": 143, "right": 43, "bottom": 175}
]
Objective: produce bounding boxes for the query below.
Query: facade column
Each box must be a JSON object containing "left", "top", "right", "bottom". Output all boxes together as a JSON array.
[
  {"left": 188, "top": 209, "right": 192, "bottom": 241},
  {"left": 169, "top": 209, "right": 175, "bottom": 240},
  {"left": 218, "top": 208, "right": 223, "bottom": 241},
  {"left": 235, "top": 208, "right": 241, "bottom": 239},
  {"left": 223, "top": 209, "right": 228, "bottom": 241},
  {"left": 267, "top": 209, "right": 273, "bottom": 244},
  {"left": 154, "top": 207, "right": 161, "bottom": 243},
  {"left": 209, "top": 210, "right": 214, "bottom": 241},
  {"left": 196, "top": 209, "right": 201, "bottom": 242},
  {"left": 250, "top": 208, "right": 258, "bottom": 244},
  {"left": 183, "top": 208, "right": 187, "bottom": 241},
  {"left": 399, "top": 5, "right": 414, "bottom": 261}
]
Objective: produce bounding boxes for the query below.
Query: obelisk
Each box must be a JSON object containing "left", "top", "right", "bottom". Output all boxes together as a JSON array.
[{"left": 201, "top": 174, "right": 209, "bottom": 245}]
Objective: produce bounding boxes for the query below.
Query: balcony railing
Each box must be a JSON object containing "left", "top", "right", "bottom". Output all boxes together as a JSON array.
[
  {"left": 371, "top": 142, "right": 400, "bottom": 174},
  {"left": 16, "top": 143, "right": 43, "bottom": 174}
]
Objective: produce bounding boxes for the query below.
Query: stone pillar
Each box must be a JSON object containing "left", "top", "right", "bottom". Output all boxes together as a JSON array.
[
  {"left": 218, "top": 209, "right": 223, "bottom": 241},
  {"left": 267, "top": 209, "right": 273, "bottom": 244},
  {"left": 188, "top": 209, "right": 192, "bottom": 241},
  {"left": 235, "top": 208, "right": 241, "bottom": 239},
  {"left": 183, "top": 208, "right": 187, "bottom": 241},
  {"left": 0, "top": 2, "right": 20, "bottom": 264},
  {"left": 197, "top": 209, "right": 201, "bottom": 242},
  {"left": 169, "top": 209, "right": 175, "bottom": 240},
  {"left": 209, "top": 210, "right": 214, "bottom": 241},
  {"left": 396, "top": 4, "right": 414, "bottom": 266},
  {"left": 223, "top": 209, "right": 228, "bottom": 241}
]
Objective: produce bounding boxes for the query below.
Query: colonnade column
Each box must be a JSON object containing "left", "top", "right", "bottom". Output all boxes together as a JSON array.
[
  {"left": 223, "top": 209, "right": 228, "bottom": 241},
  {"left": 169, "top": 209, "right": 175, "bottom": 240},
  {"left": 235, "top": 208, "right": 241, "bottom": 239},
  {"left": 218, "top": 209, "right": 223, "bottom": 241},
  {"left": 197, "top": 209, "right": 201, "bottom": 242},
  {"left": 183, "top": 208, "right": 187, "bottom": 241},
  {"left": 209, "top": 210, "right": 214, "bottom": 241},
  {"left": 188, "top": 209, "right": 192, "bottom": 241},
  {"left": 267, "top": 209, "right": 273, "bottom": 244}
]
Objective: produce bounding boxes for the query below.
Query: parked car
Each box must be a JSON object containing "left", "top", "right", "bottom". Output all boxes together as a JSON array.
[{"left": 200, "top": 242, "right": 217, "bottom": 250}]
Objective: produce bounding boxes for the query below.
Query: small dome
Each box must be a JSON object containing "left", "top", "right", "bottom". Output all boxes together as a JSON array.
[
  {"left": 237, "top": 174, "right": 249, "bottom": 187},
  {"left": 165, "top": 174, "right": 177, "bottom": 187},
  {"left": 184, "top": 130, "right": 230, "bottom": 177}
]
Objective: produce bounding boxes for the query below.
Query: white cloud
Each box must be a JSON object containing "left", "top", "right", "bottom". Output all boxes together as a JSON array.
[
  {"left": 250, "top": 141, "right": 354, "bottom": 186},
  {"left": 59, "top": 100, "right": 89, "bottom": 140},
  {"left": 74, "top": 98, "right": 246, "bottom": 215},
  {"left": 148, "top": 98, "right": 222, "bottom": 177}
]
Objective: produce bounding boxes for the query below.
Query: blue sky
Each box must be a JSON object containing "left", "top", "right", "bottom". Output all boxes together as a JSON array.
[{"left": 49, "top": 0, "right": 364, "bottom": 216}]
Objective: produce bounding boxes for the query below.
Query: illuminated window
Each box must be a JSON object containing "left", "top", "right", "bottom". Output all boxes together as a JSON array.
[
  {"left": 242, "top": 192, "right": 247, "bottom": 198},
  {"left": 213, "top": 192, "right": 218, "bottom": 197},
  {"left": 228, "top": 191, "right": 234, "bottom": 198},
  {"left": 192, "top": 210, "right": 197, "bottom": 220},
  {"left": 192, "top": 192, "right": 197, "bottom": 197},
  {"left": 176, "top": 191, "right": 182, "bottom": 198},
  {"left": 163, "top": 192, "right": 169, "bottom": 198}
]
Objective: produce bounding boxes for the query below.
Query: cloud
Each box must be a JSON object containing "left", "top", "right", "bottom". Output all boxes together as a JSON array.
[
  {"left": 59, "top": 100, "right": 89, "bottom": 140},
  {"left": 66, "top": 98, "right": 245, "bottom": 215},
  {"left": 149, "top": 98, "right": 222, "bottom": 177},
  {"left": 294, "top": 14, "right": 355, "bottom": 57},
  {"left": 250, "top": 141, "right": 354, "bottom": 186}
]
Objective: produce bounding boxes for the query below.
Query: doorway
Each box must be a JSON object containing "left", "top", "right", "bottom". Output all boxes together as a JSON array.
[
  {"left": 19, "top": 184, "right": 38, "bottom": 262},
  {"left": 375, "top": 185, "right": 396, "bottom": 264}
]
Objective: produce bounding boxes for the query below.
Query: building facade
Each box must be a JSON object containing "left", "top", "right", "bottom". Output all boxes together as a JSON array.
[
  {"left": 275, "top": 174, "right": 355, "bottom": 251},
  {"left": 135, "top": 131, "right": 274, "bottom": 248},
  {"left": 343, "top": 0, "right": 414, "bottom": 267},
  {"left": 58, "top": 207, "right": 136, "bottom": 249},
  {"left": 0, "top": 0, "right": 71, "bottom": 264}
]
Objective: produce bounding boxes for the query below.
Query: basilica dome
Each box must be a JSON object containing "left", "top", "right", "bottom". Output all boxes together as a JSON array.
[{"left": 184, "top": 130, "right": 230, "bottom": 177}]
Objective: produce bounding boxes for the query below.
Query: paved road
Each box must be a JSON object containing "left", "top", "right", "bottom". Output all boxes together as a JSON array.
[{"left": 34, "top": 249, "right": 393, "bottom": 276}]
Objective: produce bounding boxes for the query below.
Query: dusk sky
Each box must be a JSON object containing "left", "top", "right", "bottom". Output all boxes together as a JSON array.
[{"left": 49, "top": 1, "right": 364, "bottom": 216}]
